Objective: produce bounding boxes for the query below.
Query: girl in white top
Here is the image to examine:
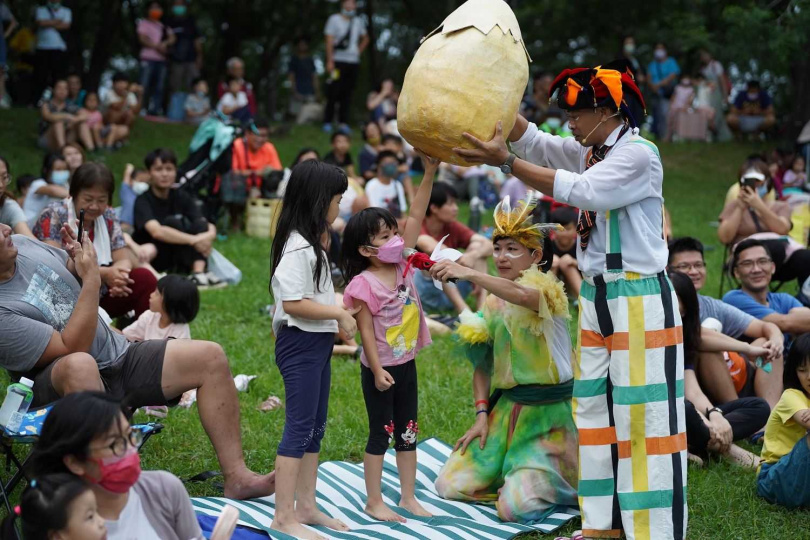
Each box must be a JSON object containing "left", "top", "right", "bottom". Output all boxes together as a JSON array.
[
  {"left": 123, "top": 274, "right": 198, "bottom": 341},
  {"left": 269, "top": 159, "right": 358, "bottom": 540}
]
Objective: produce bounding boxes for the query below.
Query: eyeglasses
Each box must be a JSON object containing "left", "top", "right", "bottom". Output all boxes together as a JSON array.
[
  {"left": 736, "top": 257, "right": 773, "bottom": 271},
  {"left": 0, "top": 173, "right": 10, "bottom": 186},
  {"left": 671, "top": 261, "right": 706, "bottom": 272},
  {"left": 89, "top": 429, "right": 144, "bottom": 457}
]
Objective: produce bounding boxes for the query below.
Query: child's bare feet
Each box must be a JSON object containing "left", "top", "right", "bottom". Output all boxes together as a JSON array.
[
  {"left": 295, "top": 506, "right": 350, "bottom": 531},
  {"left": 365, "top": 501, "right": 407, "bottom": 522},
  {"left": 270, "top": 518, "right": 325, "bottom": 540},
  {"left": 400, "top": 497, "right": 432, "bottom": 517}
]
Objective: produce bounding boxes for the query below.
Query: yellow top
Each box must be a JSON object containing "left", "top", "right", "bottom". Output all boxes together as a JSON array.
[{"left": 761, "top": 389, "right": 810, "bottom": 465}]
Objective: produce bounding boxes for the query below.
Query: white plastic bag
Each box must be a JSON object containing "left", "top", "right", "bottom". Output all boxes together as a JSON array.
[{"left": 207, "top": 248, "right": 242, "bottom": 285}]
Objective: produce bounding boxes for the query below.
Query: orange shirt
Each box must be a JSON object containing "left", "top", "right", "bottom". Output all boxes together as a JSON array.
[{"left": 231, "top": 138, "right": 282, "bottom": 173}]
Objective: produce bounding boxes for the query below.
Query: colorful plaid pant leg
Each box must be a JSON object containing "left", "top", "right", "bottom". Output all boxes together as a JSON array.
[{"left": 574, "top": 273, "right": 687, "bottom": 540}]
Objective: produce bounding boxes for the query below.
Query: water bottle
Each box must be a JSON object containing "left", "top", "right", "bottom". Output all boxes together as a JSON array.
[{"left": 0, "top": 378, "right": 35, "bottom": 434}]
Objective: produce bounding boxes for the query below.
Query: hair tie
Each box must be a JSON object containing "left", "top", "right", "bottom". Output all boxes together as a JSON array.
[{"left": 13, "top": 505, "right": 20, "bottom": 516}]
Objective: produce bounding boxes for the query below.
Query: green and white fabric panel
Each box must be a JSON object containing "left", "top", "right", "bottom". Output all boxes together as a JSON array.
[{"left": 192, "top": 438, "right": 579, "bottom": 539}]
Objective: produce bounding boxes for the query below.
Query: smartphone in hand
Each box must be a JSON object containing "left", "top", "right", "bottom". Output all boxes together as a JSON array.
[{"left": 77, "top": 209, "right": 85, "bottom": 243}]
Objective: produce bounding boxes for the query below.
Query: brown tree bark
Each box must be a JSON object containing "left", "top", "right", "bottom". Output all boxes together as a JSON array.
[{"left": 86, "top": 0, "right": 123, "bottom": 89}]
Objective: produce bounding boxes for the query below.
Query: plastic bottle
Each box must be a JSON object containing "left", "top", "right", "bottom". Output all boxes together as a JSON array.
[{"left": 0, "top": 378, "right": 35, "bottom": 434}]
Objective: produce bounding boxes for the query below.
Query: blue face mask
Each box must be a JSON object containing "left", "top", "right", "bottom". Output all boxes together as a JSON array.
[
  {"left": 172, "top": 5, "right": 187, "bottom": 16},
  {"left": 381, "top": 163, "right": 398, "bottom": 178},
  {"left": 51, "top": 170, "right": 70, "bottom": 186},
  {"left": 341, "top": 8, "right": 355, "bottom": 16},
  {"left": 757, "top": 184, "right": 769, "bottom": 198}
]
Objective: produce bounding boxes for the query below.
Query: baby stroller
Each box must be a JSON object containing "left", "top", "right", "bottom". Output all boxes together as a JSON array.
[{"left": 176, "top": 111, "right": 241, "bottom": 223}]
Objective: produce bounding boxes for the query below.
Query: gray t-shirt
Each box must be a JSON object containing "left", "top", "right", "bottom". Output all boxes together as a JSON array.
[
  {"left": 0, "top": 198, "right": 26, "bottom": 229},
  {"left": 697, "top": 294, "right": 754, "bottom": 339},
  {"left": 325, "top": 13, "right": 367, "bottom": 64},
  {"left": 0, "top": 236, "right": 129, "bottom": 373}
]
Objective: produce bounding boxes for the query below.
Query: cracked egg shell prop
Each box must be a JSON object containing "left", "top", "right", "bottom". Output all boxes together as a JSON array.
[{"left": 397, "top": 0, "right": 531, "bottom": 165}]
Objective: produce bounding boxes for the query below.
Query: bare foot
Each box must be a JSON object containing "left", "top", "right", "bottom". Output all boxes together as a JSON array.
[
  {"left": 224, "top": 470, "right": 275, "bottom": 499},
  {"left": 686, "top": 452, "right": 704, "bottom": 468},
  {"left": 365, "top": 501, "right": 407, "bottom": 523},
  {"left": 400, "top": 497, "right": 432, "bottom": 517},
  {"left": 726, "top": 444, "right": 760, "bottom": 469},
  {"left": 296, "top": 506, "right": 350, "bottom": 531},
  {"left": 270, "top": 518, "right": 325, "bottom": 540}
]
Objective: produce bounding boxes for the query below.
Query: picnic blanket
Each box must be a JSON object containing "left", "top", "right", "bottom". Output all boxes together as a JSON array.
[{"left": 192, "top": 438, "right": 580, "bottom": 539}]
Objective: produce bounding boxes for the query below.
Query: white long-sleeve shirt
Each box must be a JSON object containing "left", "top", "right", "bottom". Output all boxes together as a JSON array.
[{"left": 511, "top": 123, "right": 668, "bottom": 277}]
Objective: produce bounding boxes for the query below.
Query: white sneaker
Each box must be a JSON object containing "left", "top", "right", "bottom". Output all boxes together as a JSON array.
[
  {"left": 204, "top": 272, "right": 227, "bottom": 289},
  {"left": 190, "top": 272, "right": 210, "bottom": 288}
]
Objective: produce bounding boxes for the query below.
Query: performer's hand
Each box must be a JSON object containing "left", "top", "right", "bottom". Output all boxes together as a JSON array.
[
  {"left": 454, "top": 414, "right": 489, "bottom": 454},
  {"left": 453, "top": 121, "right": 510, "bottom": 166},
  {"left": 430, "top": 259, "right": 472, "bottom": 282}
]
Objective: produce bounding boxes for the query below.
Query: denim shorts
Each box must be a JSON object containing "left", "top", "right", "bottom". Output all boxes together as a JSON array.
[{"left": 757, "top": 434, "right": 810, "bottom": 508}]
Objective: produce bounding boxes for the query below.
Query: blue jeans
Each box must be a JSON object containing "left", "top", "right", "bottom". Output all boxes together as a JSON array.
[
  {"left": 275, "top": 326, "right": 334, "bottom": 458},
  {"left": 652, "top": 93, "right": 670, "bottom": 140},
  {"left": 758, "top": 434, "right": 810, "bottom": 508},
  {"left": 413, "top": 269, "right": 474, "bottom": 313},
  {"left": 139, "top": 60, "right": 167, "bottom": 115}
]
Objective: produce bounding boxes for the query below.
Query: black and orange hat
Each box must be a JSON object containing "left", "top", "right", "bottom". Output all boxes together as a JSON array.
[{"left": 549, "top": 59, "right": 646, "bottom": 128}]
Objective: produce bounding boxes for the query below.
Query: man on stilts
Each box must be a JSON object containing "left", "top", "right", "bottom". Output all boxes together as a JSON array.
[{"left": 453, "top": 60, "right": 687, "bottom": 540}]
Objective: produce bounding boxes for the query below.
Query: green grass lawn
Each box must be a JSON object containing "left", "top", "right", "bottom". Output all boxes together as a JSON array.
[{"left": 0, "top": 108, "right": 806, "bottom": 537}]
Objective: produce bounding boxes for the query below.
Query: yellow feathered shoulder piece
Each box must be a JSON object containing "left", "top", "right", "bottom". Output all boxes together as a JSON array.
[
  {"left": 456, "top": 309, "right": 490, "bottom": 345},
  {"left": 492, "top": 195, "right": 561, "bottom": 252},
  {"left": 503, "top": 266, "right": 570, "bottom": 337}
]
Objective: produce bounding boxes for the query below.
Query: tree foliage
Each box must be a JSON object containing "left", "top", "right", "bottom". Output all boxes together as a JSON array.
[{"left": 6, "top": 0, "right": 809, "bottom": 138}]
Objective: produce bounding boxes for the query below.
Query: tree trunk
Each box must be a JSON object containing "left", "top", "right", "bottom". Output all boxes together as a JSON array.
[
  {"left": 365, "top": 0, "right": 378, "bottom": 83},
  {"left": 86, "top": 0, "right": 123, "bottom": 89},
  {"left": 789, "top": 53, "right": 810, "bottom": 142}
]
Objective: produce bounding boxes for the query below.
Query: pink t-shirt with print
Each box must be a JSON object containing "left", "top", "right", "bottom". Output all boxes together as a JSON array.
[
  {"left": 138, "top": 19, "right": 166, "bottom": 62},
  {"left": 343, "top": 262, "right": 431, "bottom": 368}
]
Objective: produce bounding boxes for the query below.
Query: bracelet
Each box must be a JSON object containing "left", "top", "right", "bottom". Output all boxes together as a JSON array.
[
  {"left": 706, "top": 407, "right": 723, "bottom": 418},
  {"left": 476, "top": 409, "right": 489, "bottom": 415},
  {"left": 474, "top": 399, "right": 488, "bottom": 408}
]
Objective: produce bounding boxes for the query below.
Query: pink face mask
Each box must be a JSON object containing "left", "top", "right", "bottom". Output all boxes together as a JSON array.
[
  {"left": 370, "top": 235, "right": 405, "bottom": 263},
  {"left": 87, "top": 449, "right": 141, "bottom": 494}
]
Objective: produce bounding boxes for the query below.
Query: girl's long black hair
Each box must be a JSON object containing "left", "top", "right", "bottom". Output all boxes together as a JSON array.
[
  {"left": 785, "top": 333, "right": 810, "bottom": 394},
  {"left": 669, "top": 271, "right": 701, "bottom": 369},
  {"left": 270, "top": 160, "right": 348, "bottom": 293},
  {"left": 341, "top": 207, "right": 398, "bottom": 283},
  {"left": 28, "top": 391, "right": 129, "bottom": 477},
  {"left": 0, "top": 474, "right": 92, "bottom": 540}
]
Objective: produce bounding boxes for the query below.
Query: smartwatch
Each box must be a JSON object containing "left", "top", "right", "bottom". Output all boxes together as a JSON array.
[{"left": 500, "top": 153, "right": 517, "bottom": 175}]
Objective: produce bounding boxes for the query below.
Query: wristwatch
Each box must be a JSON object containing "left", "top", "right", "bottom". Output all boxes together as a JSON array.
[
  {"left": 500, "top": 153, "right": 517, "bottom": 174},
  {"left": 706, "top": 407, "right": 723, "bottom": 418}
]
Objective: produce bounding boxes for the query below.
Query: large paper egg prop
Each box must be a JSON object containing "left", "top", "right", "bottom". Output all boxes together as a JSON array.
[{"left": 397, "top": 0, "right": 531, "bottom": 165}]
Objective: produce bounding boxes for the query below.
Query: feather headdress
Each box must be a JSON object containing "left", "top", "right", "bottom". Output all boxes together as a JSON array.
[{"left": 492, "top": 195, "right": 562, "bottom": 252}]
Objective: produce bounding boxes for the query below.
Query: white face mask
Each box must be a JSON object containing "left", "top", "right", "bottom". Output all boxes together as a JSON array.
[
  {"left": 132, "top": 181, "right": 150, "bottom": 195},
  {"left": 654, "top": 49, "right": 667, "bottom": 60},
  {"left": 623, "top": 43, "right": 636, "bottom": 55},
  {"left": 546, "top": 117, "right": 562, "bottom": 129}
]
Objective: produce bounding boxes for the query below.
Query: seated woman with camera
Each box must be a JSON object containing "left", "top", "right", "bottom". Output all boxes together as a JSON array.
[{"left": 717, "top": 157, "right": 810, "bottom": 293}]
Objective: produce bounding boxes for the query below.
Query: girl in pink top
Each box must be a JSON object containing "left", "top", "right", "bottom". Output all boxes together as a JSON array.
[
  {"left": 342, "top": 151, "right": 439, "bottom": 523},
  {"left": 123, "top": 275, "right": 199, "bottom": 341}
]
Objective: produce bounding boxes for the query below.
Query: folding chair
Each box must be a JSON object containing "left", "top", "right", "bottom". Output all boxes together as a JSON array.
[{"left": 0, "top": 405, "right": 163, "bottom": 516}]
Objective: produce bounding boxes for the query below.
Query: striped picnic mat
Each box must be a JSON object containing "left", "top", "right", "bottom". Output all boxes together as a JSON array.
[{"left": 192, "top": 438, "right": 580, "bottom": 539}]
